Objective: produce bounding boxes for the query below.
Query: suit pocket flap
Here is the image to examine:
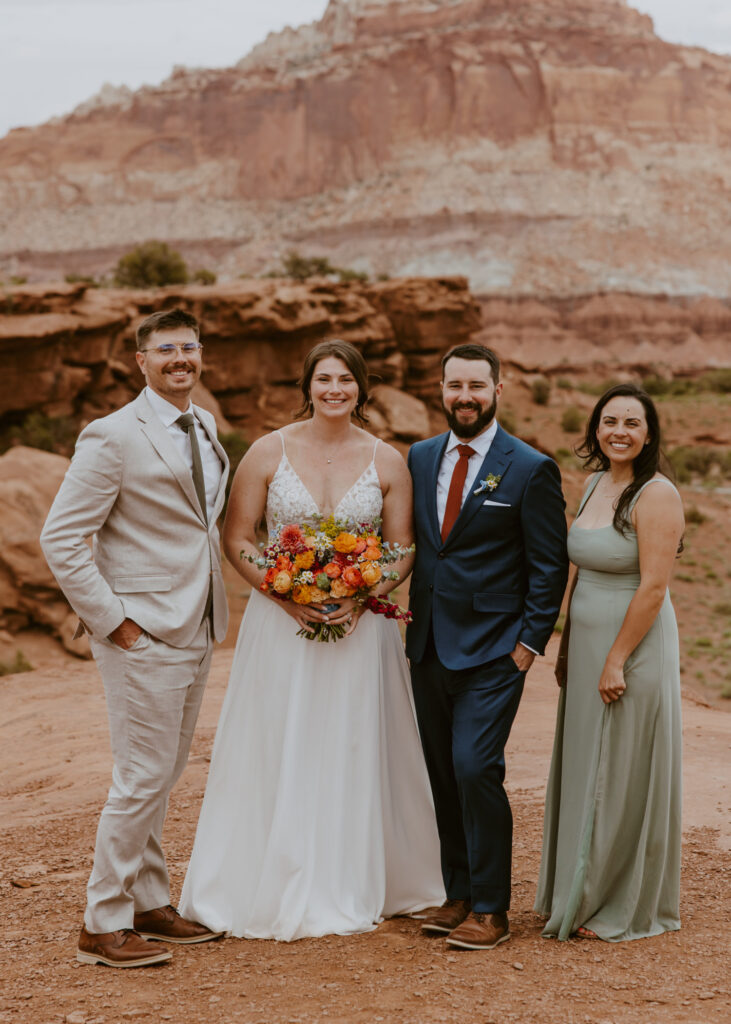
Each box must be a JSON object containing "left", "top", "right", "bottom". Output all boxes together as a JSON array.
[
  {"left": 473, "top": 592, "right": 523, "bottom": 613},
  {"left": 113, "top": 575, "right": 172, "bottom": 594}
]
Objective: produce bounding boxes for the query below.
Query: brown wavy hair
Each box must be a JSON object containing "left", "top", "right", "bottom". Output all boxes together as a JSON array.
[
  {"left": 295, "top": 340, "right": 370, "bottom": 426},
  {"left": 576, "top": 382, "right": 675, "bottom": 536}
]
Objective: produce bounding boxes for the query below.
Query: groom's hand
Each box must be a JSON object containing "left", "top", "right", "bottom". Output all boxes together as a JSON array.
[
  {"left": 509, "top": 643, "right": 535, "bottom": 674},
  {"left": 108, "top": 618, "right": 144, "bottom": 650}
]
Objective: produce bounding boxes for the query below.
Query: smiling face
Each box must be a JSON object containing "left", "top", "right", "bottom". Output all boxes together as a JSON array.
[
  {"left": 441, "top": 356, "right": 503, "bottom": 439},
  {"left": 308, "top": 356, "right": 359, "bottom": 420},
  {"left": 595, "top": 395, "right": 650, "bottom": 468},
  {"left": 135, "top": 326, "right": 202, "bottom": 410}
]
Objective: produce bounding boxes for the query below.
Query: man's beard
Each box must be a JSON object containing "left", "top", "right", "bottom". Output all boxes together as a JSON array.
[{"left": 443, "top": 395, "right": 498, "bottom": 439}]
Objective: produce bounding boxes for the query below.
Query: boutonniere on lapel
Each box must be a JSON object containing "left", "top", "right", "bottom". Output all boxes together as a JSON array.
[{"left": 474, "top": 473, "right": 502, "bottom": 496}]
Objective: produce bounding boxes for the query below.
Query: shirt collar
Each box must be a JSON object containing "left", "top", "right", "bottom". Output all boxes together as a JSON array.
[
  {"left": 145, "top": 386, "right": 192, "bottom": 427},
  {"left": 445, "top": 418, "right": 498, "bottom": 457}
]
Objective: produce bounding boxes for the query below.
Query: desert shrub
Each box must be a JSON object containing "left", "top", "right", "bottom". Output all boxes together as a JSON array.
[
  {"left": 0, "top": 651, "right": 33, "bottom": 677},
  {"left": 274, "top": 250, "right": 369, "bottom": 283},
  {"left": 577, "top": 379, "right": 622, "bottom": 396},
  {"left": 9, "top": 275, "right": 27, "bottom": 285},
  {"left": 531, "top": 378, "right": 551, "bottom": 406},
  {"left": 1, "top": 412, "right": 77, "bottom": 457},
  {"left": 556, "top": 378, "right": 573, "bottom": 390},
  {"left": 699, "top": 368, "right": 731, "bottom": 393},
  {"left": 712, "top": 602, "right": 731, "bottom": 617},
  {"left": 499, "top": 409, "right": 517, "bottom": 434},
  {"left": 667, "top": 446, "right": 730, "bottom": 484},
  {"left": 191, "top": 268, "right": 217, "bottom": 285},
  {"left": 685, "top": 504, "right": 707, "bottom": 525},
  {"left": 64, "top": 273, "right": 99, "bottom": 286},
  {"left": 561, "top": 405, "right": 584, "bottom": 433},
  {"left": 114, "top": 241, "right": 189, "bottom": 288}
]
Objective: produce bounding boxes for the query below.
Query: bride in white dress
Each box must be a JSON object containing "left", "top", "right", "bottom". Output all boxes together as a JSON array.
[{"left": 180, "top": 340, "right": 444, "bottom": 940}]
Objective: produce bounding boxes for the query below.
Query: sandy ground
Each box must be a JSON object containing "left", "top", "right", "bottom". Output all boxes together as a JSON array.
[{"left": 1, "top": 638, "right": 729, "bottom": 1024}]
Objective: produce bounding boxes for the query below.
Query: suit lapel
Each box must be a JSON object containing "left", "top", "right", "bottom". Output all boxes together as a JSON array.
[
  {"left": 195, "top": 406, "right": 230, "bottom": 524},
  {"left": 425, "top": 433, "right": 449, "bottom": 547},
  {"left": 443, "top": 425, "right": 514, "bottom": 546},
  {"left": 135, "top": 393, "right": 204, "bottom": 522}
]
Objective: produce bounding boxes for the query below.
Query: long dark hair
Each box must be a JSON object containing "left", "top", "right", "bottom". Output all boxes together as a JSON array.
[
  {"left": 576, "top": 383, "right": 672, "bottom": 536},
  {"left": 295, "top": 339, "right": 370, "bottom": 426}
]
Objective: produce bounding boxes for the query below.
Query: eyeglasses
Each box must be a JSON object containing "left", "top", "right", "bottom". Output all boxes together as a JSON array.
[{"left": 140, "top": 342, "right": 203, "bottom": 356}]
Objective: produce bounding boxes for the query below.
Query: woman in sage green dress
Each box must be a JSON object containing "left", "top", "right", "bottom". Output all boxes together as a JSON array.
[{"left": 535, "top": 384, "right": 685, "bottom": 942}]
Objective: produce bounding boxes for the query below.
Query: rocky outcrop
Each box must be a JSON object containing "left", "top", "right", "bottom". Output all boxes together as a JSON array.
[
  {"left": 0, "top": 447, "right": 90, "bottom": 657},
  {"left": 1, "top": 1, "right": 730, "bottom": 295},
  {"left": 0, "top": 276, "right": 480, "bottom": 442}
]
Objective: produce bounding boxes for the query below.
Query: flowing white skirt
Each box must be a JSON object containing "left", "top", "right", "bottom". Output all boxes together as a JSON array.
[{"left": 180, "top": 592, "right": 445, "bottom": 940}]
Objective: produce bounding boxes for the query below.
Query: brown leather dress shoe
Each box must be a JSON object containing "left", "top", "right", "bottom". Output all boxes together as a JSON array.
[
  {"left": 77, "top": 927, "right": 172, "bottom": 967},
  {"left": 446, "top": 911, "right": 510, "bottom": 950},
  {"left": 421, "top": 898, "right": 471, "bottom": 935},
  {"left": 133, "top": 905, "right": 224, "bottom": 945}
]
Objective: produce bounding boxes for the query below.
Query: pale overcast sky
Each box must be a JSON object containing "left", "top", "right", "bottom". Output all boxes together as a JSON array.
[{"left": 1, "top": 0, "right": 729, "bottom": 139}]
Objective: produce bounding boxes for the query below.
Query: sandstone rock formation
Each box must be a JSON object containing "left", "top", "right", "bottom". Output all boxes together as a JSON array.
[
  {"left": 1, "top": 1, "right": 730, "bottom": 295},
  {"left": 0, "top": 446, "right": 90, "bottom": 657}
]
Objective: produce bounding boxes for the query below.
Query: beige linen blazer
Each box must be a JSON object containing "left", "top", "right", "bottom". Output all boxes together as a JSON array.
[{"left": 40, "top": 391, "right": 229, "bottom": 646}]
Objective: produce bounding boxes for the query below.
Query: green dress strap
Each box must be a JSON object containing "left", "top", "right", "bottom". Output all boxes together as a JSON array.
[{"left": 575, "top": 472, "right": 604, "bottom": 519}]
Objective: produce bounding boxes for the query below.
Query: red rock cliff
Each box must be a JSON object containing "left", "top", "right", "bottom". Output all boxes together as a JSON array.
[{"left": 1, "top": 0, "right": 730, "bottom": 295}]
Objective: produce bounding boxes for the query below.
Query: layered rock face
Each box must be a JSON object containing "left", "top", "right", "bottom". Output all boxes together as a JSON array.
[
  {"left": 0, "top": 277, "right": 481, "bottom": 442},
  {"left": 1, "top": 0, "right": 730, "bottom": 294}
]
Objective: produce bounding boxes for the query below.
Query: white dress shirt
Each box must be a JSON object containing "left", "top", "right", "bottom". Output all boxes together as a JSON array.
[
  {"left": 145, "top": 387, "right": 222, "bottom": 522},
  {"left": 436, "top": 419, "right": 498, "bottom": 531}
]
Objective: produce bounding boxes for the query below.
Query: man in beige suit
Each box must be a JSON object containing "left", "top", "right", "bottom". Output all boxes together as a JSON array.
[{"left": 41, "top": 308, "right": 229, "bottom": 967}]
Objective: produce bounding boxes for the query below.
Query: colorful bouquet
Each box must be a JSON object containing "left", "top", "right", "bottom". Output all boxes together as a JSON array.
[{"left": 243, "top": 516, "right": 414, "bottom": 642}]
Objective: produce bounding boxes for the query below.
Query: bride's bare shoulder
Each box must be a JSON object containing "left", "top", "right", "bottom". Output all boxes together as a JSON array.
[{"left": 238, "top": 431, "right": 284, "bottom": 475}]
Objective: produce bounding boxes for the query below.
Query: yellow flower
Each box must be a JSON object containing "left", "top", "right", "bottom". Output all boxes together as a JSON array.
[
  {"left": 361, "top": 562, "right": 382, "bottom": 586},
  {"left": 273, "top": 571, "right": 293, "bottom": 594},
  {"left": 333, "top": 532, "right": 358, "bottom": 553},
  {"left": 307, "top": 587, "right": 327, "bottom": 604},
  {"left": 292, "top": 584, "right": 312, "bottom": 604},
  {"left": 294, "top": 550, "right": 315, "bottom": 570}
]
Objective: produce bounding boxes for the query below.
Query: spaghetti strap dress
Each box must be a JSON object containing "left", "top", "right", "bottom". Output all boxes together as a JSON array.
[
  {"left": 180, "top": 434, "right": 444, "bottom": 940},
  {"left": 534, "top": 474, "right": 682, "bottom": 941}
]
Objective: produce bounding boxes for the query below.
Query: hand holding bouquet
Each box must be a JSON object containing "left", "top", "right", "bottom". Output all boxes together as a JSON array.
[{"left": 243, "top": 516, "right": 413, "bottom": 642}]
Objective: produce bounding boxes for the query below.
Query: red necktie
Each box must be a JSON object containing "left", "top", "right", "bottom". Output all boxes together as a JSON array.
[{"left": 441, "top": 444, "right": 475, "bottom": 542}]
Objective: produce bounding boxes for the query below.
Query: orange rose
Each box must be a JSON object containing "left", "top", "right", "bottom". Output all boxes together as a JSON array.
[
  {"left": 264, "top": 567, "right": 277, "bottom": 584},
  {"left": 323, "top": 561, "right": 342, "bottom": 579},
  {"left": 360, "top": 562, "right": 382, "bottom": 586},
  {"left": 342, "top": 565, "right": 363, "bottom": 589},
  {"left": 307, "top": 587, "right": 327, "bottom": 604},
  {"left": 353, "top": 538, "right": 367, "bottom": 555},
  {"left": 304, "top": 536, "right": 318, "bottom": 549},
  {"left": 273, "top": 571, "right": 293, "bottom": 594},
  {"left": 292, "top": 584, "right": 312, "bottom": 604},
  {"left": 330, "top": 579, "right": 352, "bottom": 598},
  {"left": 333, "top": 532, "right": 358, "bottom": 554},
  {"left": 275, "top": 555, "right": 293, "bottom": 572},
  {"left": 362, "top": 545, "right": 382, "bottom": 561},
  {"left": 259, "top": 581, "right": 270, "bottom": 593}
]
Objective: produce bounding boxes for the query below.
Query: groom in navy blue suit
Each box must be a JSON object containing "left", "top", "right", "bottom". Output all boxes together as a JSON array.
[{"left": 407, "top": 343, "right": 568, "bottom": 950}]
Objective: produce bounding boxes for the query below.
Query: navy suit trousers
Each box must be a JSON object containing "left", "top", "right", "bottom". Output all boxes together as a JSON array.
[{"left": 411, "top": 633, "right": 525, "bottom": 913}]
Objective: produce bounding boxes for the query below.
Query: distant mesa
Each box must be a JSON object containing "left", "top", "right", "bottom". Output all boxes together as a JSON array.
[{"left": 1, "top": 0, "right": 729, "bottom": 295}]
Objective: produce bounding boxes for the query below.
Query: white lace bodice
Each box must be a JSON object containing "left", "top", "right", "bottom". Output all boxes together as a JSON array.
[{"left": 266, "top": 433, "right": 383, "bottom": 536}]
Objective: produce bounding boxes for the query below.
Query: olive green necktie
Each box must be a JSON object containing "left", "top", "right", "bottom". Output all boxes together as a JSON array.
[
  {"left": 177, "top": 412, "right": 212, "bottom": 623},
  {"left": 176, "top": 412, "right": 208, "bottom": 524}
]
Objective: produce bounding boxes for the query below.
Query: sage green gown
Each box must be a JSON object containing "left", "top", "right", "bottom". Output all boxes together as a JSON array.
[{"left": 535, "top": 475, "right": 682, "bottom": 941}]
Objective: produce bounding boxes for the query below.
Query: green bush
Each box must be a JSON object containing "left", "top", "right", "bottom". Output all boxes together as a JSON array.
[
  {"left": 499, "top": 409, "right": 517, "bottom": 435},
  {"left": 561, "top": 406, "right": 584, "bottom": 433},
  {"left": 9, "top": 275, "right": 27, "bottom": 285},
  {"left": 218, "top": 431, "right": 250, "bottom": 503},
  {"left": 668, "top": 446, "right": 731, "bottom": 484},
  {"left": 274, "top": 250, "right": 369, "bottom": 283},
  {"left": 531, "top": 378, "right": 551, "bottom": 406},
  {"left": 64, "top": 273, "right": 99, "bottom": 286},
  {"left": 556, "top": 378, "right": 573, "bottom": 390},
  {"left": 700, "top": 368, "right": 731, "bottom": 394},
  {"left": 1, "top": 412, "right": 78, "bottom": 457},
  {"left": 0, "top": 651, "right": 33, "bottom": 677},
  {"left": 114, "top": 241, "right": 189, "bottom": 288},
  {"left": 191, "top": 268, "right": 217, "bottom": 285},
  {"left": 685, "top": 504, "right": 707, "bottom": 525}
]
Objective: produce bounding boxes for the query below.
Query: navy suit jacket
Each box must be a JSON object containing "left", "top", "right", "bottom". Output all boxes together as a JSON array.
[{"left": 406, "top": 425, "right": 568, "bottom": 670}]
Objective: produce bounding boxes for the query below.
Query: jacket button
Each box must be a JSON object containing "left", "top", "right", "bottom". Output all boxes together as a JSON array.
[
  {"left": 438, "top": 552, "right": 446, "bottom": 559},
  {"left": 429, "top": 584, "right": 434, "bottom": 591}
]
